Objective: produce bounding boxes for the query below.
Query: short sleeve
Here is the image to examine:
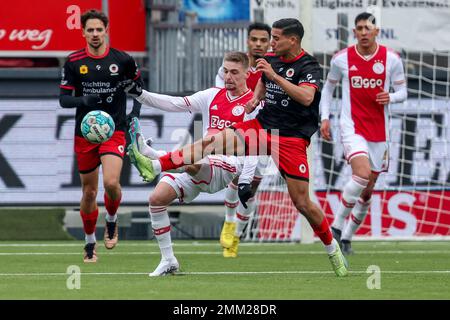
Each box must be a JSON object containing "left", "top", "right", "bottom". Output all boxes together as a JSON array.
[{"left": 298, "top": 60, "right": 322, "bottom": 90}]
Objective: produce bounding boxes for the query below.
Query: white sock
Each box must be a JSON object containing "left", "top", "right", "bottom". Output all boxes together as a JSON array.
[
  {"left": 105, "top": 214, "right": 117, "bottom": 223},
  {"left": 332, "top": 175, "right": 368, "bottom": 231},
  {"left": 138, "top": 135, "right": 168, "bottom": 159},
  {"left": 325, "top": 238, "right": 338, "bottom": 255},
  {"left": 235, "top": 197, "right": 255, "bottom": 236},
  {"left": 151, "top": 160, "right": 162, "bottom": 174},
  {"left": 149, "top": 205, "right": 174, "bottom": 260},
  {"left": 224, "top": 183, "right": 239, "bottom": 223},
  {"left": 85, "top": 233, "right": 96, "bottom": 244},
  {"left": 342, "top": 198, "right": 371, "bottom": 241}
]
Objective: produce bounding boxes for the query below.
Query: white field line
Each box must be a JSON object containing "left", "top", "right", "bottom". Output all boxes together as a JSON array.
[
  {"left": 1, "top": 241, "right": 450, "bottom": 247},
  {"left": 0, "top": 250, "right": 450, "bottom": 256},
  {"left": 0, "top": 270, "right": 450, "bottom": 277}
]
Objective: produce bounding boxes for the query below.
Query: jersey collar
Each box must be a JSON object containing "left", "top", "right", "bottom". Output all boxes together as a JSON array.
[
  {"left": 85, "top": 46, "right": 110, "bottom": 59},
  {"left": 279, "top": 50, "right": 305, "bottom": 63},
  {"left": 354, "top": 43, "right": 379, "bottom": 61}
]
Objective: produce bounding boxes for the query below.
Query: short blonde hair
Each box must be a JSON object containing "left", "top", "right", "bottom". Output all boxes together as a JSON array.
[{"left": 224, "top": 51, "right": 249, "bottom": 70}]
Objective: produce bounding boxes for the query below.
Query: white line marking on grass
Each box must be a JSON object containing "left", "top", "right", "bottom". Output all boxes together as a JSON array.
[
  {"left": 0, "top": 270, "right": 450, "bottom": 277},
  {"left": 1, "top": 241, "right": 449, "bottom": 247},
  {"left": 1, "top": 250, "right": 449, "bottom": 256}
]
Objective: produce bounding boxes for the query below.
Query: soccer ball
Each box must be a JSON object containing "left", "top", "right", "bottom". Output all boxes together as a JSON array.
[{"left": 80, "top": 110, "right": 115, "bottom": 144}]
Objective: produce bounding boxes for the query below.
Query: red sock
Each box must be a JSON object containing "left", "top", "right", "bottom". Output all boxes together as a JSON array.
[
  {"left": 159, "top": 150, "right": 185, "bottom": 171},
  {"left": 80, "top": 209, "right": 99, "bottom": 235},
  {"left": 312, "top": 217, "right": 333, "bottom": 245},
  {"left": 104, "top": 192, "right": 121, "bottom": 216}
]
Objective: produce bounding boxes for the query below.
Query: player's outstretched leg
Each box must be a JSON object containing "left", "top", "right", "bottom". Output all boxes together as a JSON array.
[
  {"left": 127, "top": 137, "right": 158, "bottom": 182},
  {"left": 287, "top": 178, "right": 348, "bottom": 277}
]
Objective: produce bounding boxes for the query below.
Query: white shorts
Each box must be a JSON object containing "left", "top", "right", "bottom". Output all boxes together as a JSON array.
[
  {"left": 341, "top": 133, "right": 389, "bottom": 173},
  {"left": 159, "top": 155, "right": 240, "bottom": 203}
]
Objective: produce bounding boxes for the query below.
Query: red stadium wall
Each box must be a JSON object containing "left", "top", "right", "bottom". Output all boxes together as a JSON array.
[
  {"left": 256, "top": 190, "right": 450, "bottom": 239},
  {"left": 0, "top": 0, "right": 146, "bottom": 55}
]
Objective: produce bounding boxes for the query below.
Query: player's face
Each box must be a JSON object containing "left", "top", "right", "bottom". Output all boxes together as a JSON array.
[
  {"left": 247, "top": 29, "right": 270, "bottom": 59},
  {"left": 223, "top": 61, "right": 249, "bottom": 91},
  {"left": 83, "top": 19, "right": 107, "bottom": 50},
  {"left": 270, "top": 28, "right": 295, "bottom": 57},
  {"left": 354, "top": 20, "right": 379, "bottom": 49}
]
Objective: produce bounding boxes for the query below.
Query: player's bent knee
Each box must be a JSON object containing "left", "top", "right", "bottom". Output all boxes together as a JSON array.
[{"left": 149, "top": 193, "right": 171, "bottom": 208}]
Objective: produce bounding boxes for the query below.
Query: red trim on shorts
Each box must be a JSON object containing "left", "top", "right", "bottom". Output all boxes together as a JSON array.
[
  {"left": 346, "top": 151, "right": 368, "bottom": 162},
  {"left": 164, "top": 174, "right": 186, "bottom": 203}
]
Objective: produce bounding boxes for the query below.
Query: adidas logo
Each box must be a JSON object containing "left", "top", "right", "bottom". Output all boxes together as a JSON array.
[
  {"left": 350, "top": 65, "right": 358, "bottom": 71},
  {"left": 211, "top": 104, "right": 218, "bottom": 110}
]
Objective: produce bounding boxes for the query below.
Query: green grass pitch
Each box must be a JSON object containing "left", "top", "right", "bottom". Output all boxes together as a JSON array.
[{"left": 0, "top": 240, "right": 449, "bottom": 299}]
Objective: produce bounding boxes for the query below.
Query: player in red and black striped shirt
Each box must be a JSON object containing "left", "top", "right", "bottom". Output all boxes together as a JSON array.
[{"left": 59, "top": 9, "right": 143, "bottom": 262}]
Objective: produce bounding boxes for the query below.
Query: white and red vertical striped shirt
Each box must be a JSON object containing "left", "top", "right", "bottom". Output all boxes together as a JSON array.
[{"left": 321, "top": 44, "right": 406, "bottom": 142}]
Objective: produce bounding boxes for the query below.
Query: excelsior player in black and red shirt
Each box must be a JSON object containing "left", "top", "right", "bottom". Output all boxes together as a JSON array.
[
  {"left": 59, "top": 9, "right": 142, "bottom": 262},
  {"left": 127, "top": 19, "right": 349, "bottom": 277}
]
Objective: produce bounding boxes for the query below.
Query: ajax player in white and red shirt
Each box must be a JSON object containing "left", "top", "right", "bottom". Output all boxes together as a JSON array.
[
  {"left": 120, "top": 52, "right": 260, "bottom": 275},
  {"left": 320, "top": 12, "right": 407, "bottom": 254},
  {"left": 215, "top": 22, "right": 272, "bottom": 256}
]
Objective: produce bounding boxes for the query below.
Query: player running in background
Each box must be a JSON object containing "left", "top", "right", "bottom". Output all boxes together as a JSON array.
[
  {"left": 120, "top": 52, "right": 260, "bottom": 274},
  {"left": 320, "top": 12, "right": 407, "bottom": 255},
  {"left": 215, "top": 22, "right": 271, "bottom": 255},
  {"left": 127, "top": 19, "right": 349, "bottom": 277},
  {"left": 59, "top": 9, "right": 143, "bottom": 262}
]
